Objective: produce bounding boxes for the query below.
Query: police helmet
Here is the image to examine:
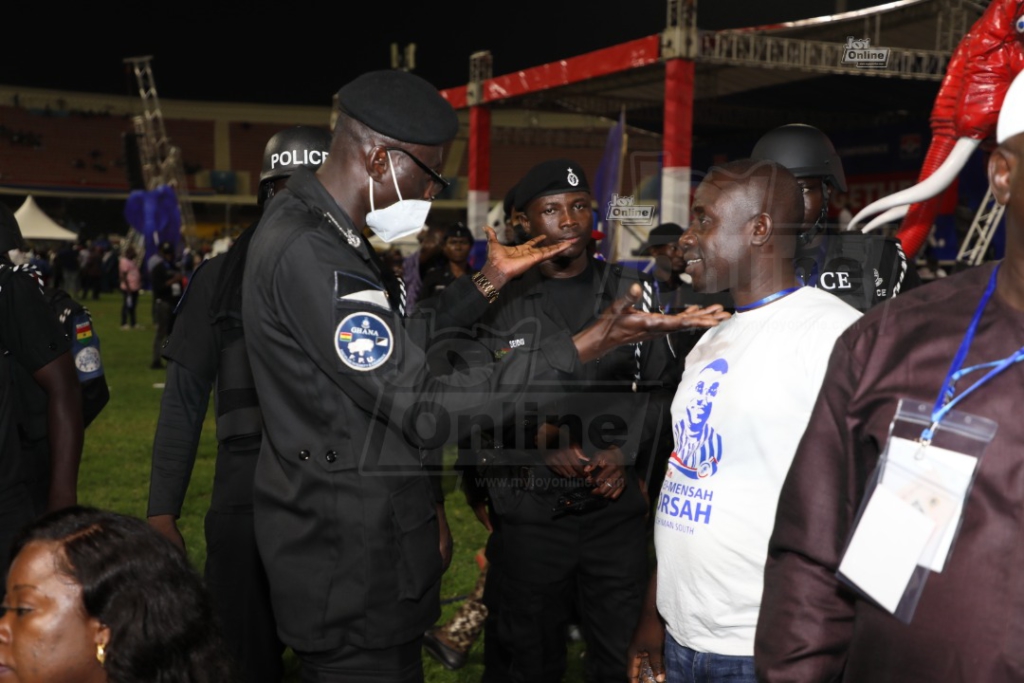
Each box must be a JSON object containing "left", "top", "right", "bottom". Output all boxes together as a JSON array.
[
  {"left": 258, "top": 126, "right": 332, "bottom": 206},
  {"left": 0, "top": 203, "right": 25, "bottom": 254},
  {"left": 750, "top": 124, "right": 847, "bottom": 192}
]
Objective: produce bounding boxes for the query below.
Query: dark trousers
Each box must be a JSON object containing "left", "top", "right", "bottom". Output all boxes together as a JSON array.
[
  {"left": 487, "top": 481, "right": 649, "bottom": 683},
  {"left": 152, "top": 299, "right": 173, "bottom": 366},
  {"left": 482, "top": 511, "right": 512, "bottom": 683},
  {"left": 297, "top": 637, "right": 423, "bottom": 683},
  {"left": 204, "top": 510, "right": 284, "bottom": 683},
  {"left": 121, "top": 290, "right": 139, "bottom": 327}
]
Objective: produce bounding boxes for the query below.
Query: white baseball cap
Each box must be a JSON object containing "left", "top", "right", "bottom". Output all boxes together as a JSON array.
[{"left": 997, "top": 70, "right": 1024, "bottom": 144}]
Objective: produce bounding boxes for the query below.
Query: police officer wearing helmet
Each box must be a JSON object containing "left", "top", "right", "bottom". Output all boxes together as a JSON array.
[
  {"left": 240, "top": 71, "right": 726, "bottom": 683},
  {"left": 259, "top": 125, "right": 333, "bottom": 207},
  {"left": 751, "top": 123, "right": 912, "bottom": 311},
  {"left": 147, "top": 125, "right": 330, "bottom": 683}
]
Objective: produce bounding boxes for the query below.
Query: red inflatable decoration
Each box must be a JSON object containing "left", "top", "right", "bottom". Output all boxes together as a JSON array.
[{"left": 851, "top": 0, "right": 1024, "bottom": 257}]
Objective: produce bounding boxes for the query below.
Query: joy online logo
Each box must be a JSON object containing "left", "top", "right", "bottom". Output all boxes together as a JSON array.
[
  {"left": 841, "top": 36, "right": 890, "bottom": 68},
  {"left": 606, "top": 194, "right": 656, "bottom": 226}
]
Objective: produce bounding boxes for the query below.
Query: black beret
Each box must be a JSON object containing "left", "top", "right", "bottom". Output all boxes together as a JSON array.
[
  {"left": 639, "top": 222, "right": 684, "bottom": 255},
  {"left": 514, "top": 159, "right": 591, "bottom": 211},
  {"left": 0, "top": 203, "right": 24, "bottom": 253},
  {"left": 445, "top": 223, "right": 473, "bottom": 242},
  {"left": 502, "top": 184, "right": 518, "bottom": 221},
  {"left": 336, "top": 70, "right": 459, "bottom": 145}
]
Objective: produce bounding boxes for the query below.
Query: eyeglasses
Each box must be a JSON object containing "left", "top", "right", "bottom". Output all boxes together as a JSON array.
[{"left": 385, "top": 147, "right": 450, "bottom": 193}]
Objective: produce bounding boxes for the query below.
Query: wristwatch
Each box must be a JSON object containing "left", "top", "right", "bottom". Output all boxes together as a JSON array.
[{"left": 472, "top": 271, "right": 499, "bottom": 303}]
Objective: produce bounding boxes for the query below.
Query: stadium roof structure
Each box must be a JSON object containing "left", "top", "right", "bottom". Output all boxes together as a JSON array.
[
  {"left": 442, "top": 0, "right": 981, "bottom": 138},
  {"left": 438, "top": 0, "right": 984, "bottom": 256}
]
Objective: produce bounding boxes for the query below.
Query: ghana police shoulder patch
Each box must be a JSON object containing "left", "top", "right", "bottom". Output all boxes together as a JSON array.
[
  {"left": 335, "top": 312, "right": 394, "bottom": 371},
  {"left": 75, "top": 346, "right": 102, "bottom": 374}
]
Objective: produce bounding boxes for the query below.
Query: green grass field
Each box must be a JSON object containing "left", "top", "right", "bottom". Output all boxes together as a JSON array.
[{"left": 79, "top": 289, "right": 584, "bottom": 682}]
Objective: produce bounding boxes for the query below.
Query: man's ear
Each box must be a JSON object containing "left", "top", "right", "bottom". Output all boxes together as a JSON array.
[
  {"left": 365, "top": 146, "right": 389, "bottom": 181},
  {"left": 990, "top": 147, "right": 1015, "bottom": 207},
  {"left": 519, "top": 211, "right": 534, "bottom": 235},
  {"left": 750, "top": 212, "right": 773, "bottom": 247}
]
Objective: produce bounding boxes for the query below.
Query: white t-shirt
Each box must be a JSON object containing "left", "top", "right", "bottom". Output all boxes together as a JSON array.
[{"left": 654, "top": 286, "right": 861, "bottom": 656}]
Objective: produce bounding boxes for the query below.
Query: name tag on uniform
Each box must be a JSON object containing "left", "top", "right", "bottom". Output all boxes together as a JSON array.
[{"left": 335, "top": 270, "right": 390, "bottom": 310}]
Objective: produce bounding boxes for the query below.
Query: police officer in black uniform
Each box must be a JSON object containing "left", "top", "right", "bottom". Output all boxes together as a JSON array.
[
  {"left": 460, "top": 160, "right": 676, "bottom": 683},
  {"left": 0, "top": 204, "right": 82, "bottom": 575},
  {"left": 418, "top": 222, "right": 475, "bottom": 305},
  {"left": 147, "top": 125, "right": 332, "bottom": 683},
  {"left": 240, "top": 70, "right": 727, "bottom": 683},
  {"left": 751, "top": 123, "right": 912, "bottom": 311},
  {"left": 4, "top": 235, "right": 108, "bottom": 515}
]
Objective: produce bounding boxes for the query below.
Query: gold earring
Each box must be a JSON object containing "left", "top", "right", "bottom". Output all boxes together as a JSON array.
[{"left": 96, "top": 643, "right": 106, "bottom": 666}]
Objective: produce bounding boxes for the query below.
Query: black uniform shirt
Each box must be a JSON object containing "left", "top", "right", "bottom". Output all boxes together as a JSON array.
[
  {"left": 241, "top": 168, "right": 580, "bottom": 653},
  {"left": 0, "top": 263, "right": 69, "bottom": 491},
  {"left": 470, "top": 260, "right": 675, "bottom": 480},
  {"left": 151, "top": 257, "right": 182, "bottom": 306}
]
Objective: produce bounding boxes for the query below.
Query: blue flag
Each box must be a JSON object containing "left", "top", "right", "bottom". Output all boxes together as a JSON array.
[{"left": 593, "top": 110, "right": 625, "bottom": 261}]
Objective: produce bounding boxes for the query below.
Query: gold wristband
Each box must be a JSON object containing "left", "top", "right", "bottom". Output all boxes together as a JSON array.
[{"left": 472, "top": 271, "right": 499, "bottom": 303}]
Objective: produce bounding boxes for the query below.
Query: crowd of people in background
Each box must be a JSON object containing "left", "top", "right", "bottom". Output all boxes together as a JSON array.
[{"left": 4, "top": 61, "right": 1024, "bottom": 683}]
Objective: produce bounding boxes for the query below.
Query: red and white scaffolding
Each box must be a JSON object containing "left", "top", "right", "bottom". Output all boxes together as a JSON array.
[{"left": 440, "top": 0, "right": 975, "bottom": 249}]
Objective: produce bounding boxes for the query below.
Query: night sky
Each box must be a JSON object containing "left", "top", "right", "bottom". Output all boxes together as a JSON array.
[{"left": 3, "top": 1, "right": 883, "bottom": 105}]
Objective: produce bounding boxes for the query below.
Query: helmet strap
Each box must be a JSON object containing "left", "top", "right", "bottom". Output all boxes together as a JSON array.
[{"left": 798, "top": 181, "right": 832, "bottom": 246}]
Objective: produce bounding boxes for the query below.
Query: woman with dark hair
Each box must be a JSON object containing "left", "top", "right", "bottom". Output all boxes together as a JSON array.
[{"left": 0, "top": 506, "right": 235, "bottom": 683}]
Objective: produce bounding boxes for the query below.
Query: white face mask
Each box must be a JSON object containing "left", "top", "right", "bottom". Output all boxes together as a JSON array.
[{"left": 365, "top": 151, "right": 432, "bottom": 243}]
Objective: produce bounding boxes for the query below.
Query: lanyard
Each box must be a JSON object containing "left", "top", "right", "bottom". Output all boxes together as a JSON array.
[
  {"left": 922, "top": 264, "right": 1024, "bottom": 442},
  {"left": 735, "top": 286, "right": 802, "bottom": 313}
]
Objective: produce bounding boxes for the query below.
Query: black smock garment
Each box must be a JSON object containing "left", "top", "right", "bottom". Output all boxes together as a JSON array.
[
  {"left": 149, "top": 253, "right": 263, "bottom": 518},
  {"left": 757, "top": 262, "right": 1024, "bottom": 683},
  {"left": 795, "top": 231, "right": 917, "bottom": 312},
  {"left": 148, "top": 245, "right": 285, "bottom": 683},
  {"left": 241, "top": 168, "right": 580, "bottom": 653}
]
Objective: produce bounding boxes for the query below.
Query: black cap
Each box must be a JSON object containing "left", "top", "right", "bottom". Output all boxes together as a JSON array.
[
  {"left": 445, "top": 223, "right": 473, "bottom": 242},
  {"left": 503, "top": 184, "right": 518, "bottom": 221},
  {"left": 514, "top": 159, "right": 591, "bottom": 211},
  {"left": 159, "top": 241, "right": 174, "bottom": 254},
  {"left": 638, "top": 223, "right": 684, "bottom": 255},
  {"left": 0, "top": 203, "right": 24, "bottom": 253},
  {"left": 336, "top": 70, "right": 459, "bottom": 145}
]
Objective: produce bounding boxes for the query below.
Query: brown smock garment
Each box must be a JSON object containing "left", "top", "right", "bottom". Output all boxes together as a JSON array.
[{"left": 756, "top": 261, "right": 1024, "bottom": 683}]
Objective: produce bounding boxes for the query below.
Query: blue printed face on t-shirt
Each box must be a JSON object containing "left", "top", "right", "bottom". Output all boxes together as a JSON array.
[
  {"left": 685, "top": 359, "right": 728, "bottom": 433},
  {"left": 671, "top": 359, "right": 729, "bottom": 480}
]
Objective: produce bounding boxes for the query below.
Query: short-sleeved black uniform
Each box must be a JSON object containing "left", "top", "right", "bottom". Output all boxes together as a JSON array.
[
  {"left": 466, "top": 259, "right": 674, "bottom": 683},
  {"left": 147, "top": 241, "right": 284, "bottom": 683},
  {"left": 0, "top": 263, "right": 69, "bottom": 570},
  {"left": 241, "top": 168, "right": 581, "bottom": 658}
]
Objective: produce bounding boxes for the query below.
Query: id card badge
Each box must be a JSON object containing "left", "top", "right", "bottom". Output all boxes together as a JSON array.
[{"left": 837, "top": 399, "right": 996, "bottom": 623}]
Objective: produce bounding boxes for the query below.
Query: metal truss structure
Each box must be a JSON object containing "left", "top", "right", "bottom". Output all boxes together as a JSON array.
[{"left": 124, "top": 56, "right": 197, "bottom": 249}]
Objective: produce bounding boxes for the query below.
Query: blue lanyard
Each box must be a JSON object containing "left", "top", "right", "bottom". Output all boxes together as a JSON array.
[
  {"left": 922, "top": 264, "right": 1024, "bottom": 442},
  {"left": 735, "top": 286, "right": 802, "bottom": 313}
]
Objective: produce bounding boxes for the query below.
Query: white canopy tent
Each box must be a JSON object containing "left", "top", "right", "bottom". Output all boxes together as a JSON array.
[{"left": 14, "top": 196, "right": 77, "bottom": 242}]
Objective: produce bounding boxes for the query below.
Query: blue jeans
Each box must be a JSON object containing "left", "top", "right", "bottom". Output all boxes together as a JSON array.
[{"left": 664, "top": 633, "right": 756, "bottom": 683}]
